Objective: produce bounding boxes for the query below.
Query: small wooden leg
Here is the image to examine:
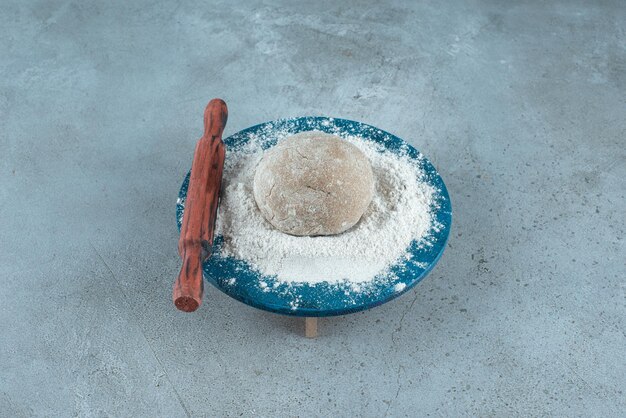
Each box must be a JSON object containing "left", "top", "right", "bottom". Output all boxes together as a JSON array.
[{"left": 305, "top": 317, "right": 318, "bottom": 338}]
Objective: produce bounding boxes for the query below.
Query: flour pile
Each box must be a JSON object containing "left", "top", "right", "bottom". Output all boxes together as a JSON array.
[{"left": 214, "top": 129, "right": 437, "bottom": 284}]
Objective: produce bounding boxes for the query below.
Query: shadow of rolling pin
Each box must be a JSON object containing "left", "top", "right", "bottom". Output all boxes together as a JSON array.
[{"left": 173, "top": 98, "right": 228, "bottom": 312}]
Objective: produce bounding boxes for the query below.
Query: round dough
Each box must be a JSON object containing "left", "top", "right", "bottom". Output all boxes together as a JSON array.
[{"left": 253, "top": 131, "right": 374, "bottom": 236}]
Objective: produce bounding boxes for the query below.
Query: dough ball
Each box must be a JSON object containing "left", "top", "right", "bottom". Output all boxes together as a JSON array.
[{"left": 253, "top": 131, "right": 374, "bottom": 236}]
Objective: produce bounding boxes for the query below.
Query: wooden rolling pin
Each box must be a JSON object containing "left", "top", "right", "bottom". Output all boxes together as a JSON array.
[{"left": 173, "top": 99, "right": 228, "bottom": 312}]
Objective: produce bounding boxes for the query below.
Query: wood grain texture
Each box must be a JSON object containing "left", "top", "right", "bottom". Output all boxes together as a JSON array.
[{"left": 173, "top": 99, "right": 228, "bottom": 312}]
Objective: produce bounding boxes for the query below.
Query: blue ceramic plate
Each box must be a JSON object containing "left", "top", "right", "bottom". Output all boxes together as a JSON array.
[{"left": 177, "top": 117, "right": 451, "bottom": 317}]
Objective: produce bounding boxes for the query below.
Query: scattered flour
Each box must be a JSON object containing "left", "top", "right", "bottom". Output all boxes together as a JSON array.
[
  {"left": 214, "top": 128, "right": 437, "bottom": 284},
  {"left": 394, "top": 282, "right": 407, "bottom": 292}
]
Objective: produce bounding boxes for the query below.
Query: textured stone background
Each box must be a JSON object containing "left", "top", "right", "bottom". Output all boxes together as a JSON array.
[{"left": 1, "top": 0, "right": 624, "bottom": 416}]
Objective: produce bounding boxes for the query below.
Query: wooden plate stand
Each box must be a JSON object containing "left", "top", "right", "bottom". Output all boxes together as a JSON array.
[{"left": 305, "top": 317, "right": 318, "bottom": 338}]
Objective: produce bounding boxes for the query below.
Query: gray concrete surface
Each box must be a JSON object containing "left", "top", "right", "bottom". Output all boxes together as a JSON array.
[{"left": 1, "top": 0, "right": 625, "bottom": 416}]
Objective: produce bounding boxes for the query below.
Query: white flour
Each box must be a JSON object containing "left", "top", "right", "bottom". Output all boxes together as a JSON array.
[{"left": 214, "top": 129, "right": 436, "bottom": 284}]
